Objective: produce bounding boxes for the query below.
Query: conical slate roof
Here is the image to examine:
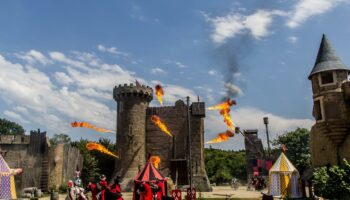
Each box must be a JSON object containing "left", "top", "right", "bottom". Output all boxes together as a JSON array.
[{"left": 308, "top": 34, "right": 349, "bottom": 79}]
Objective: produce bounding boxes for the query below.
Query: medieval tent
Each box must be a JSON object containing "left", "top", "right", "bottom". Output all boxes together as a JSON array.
[
  {"left": 133, "top": 162, "right": 166, "bottom": 200},
  {"left": 0, "top": 154, "right": 17, "bottom": 199},
  {"left": 268, "top": 153, "right": 302, "bottom": 198}
]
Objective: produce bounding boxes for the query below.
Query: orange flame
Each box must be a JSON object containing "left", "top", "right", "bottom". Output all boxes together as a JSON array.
[
  {"left": 155, "top": 84, "right": 164, "bottom": 105},
  {"left": 71, "top": 121, "right": 113, "bottom": 133},
  {"left": 206, "top": 130, "right": 235, "bottom": 144},
  {"left": 207, "top": 99, "right": 236, "bottom": 130},
  {"left": 149, "top": 156, "right": 161, "bottom": 169},
  {"left": 151, "top": 115, "right": 173, "bottom": 137},
  {"left": 86, "top": 142, "right": 118, "bottom": 158}
]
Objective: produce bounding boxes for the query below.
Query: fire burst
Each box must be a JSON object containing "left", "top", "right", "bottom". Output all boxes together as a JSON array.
[
  {"left": 207, "top": 99, "right": 236, "bottom": 130},
  {"left": 151, "top": 115, "right": 173, "bottom": 137},
  {"left": 71, "top": 121, "right": 113, "bottom": 133},
  {"left": 86, "top": 142, "right": 119, "bottom": 158},
  {"left": 206, "top": 130, "right": 235, "bottom": 144},
  {"left": 149, "top": 156, "right": 161, "bottom": 169},
  {"left": 155, "top": 84, "right": 164, "bottom": 105}
]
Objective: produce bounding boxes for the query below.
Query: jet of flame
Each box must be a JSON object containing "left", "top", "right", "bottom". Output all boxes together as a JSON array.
[
  {"left": 206, "top": 130, "right": 235, "bottom": 144},
  {"left": 207, "top": 99, "right": 236, "bottom": 130},
  {"left": 155, "top": 84, "right": 164, "bottom": 105},
  {"left": 86, "top": 142, "right": 118, "bottom": 158},
  {"left": 71, "top": 121, "right": 113, "bottom": 133},
  {"left": 149, "top": 156, "right": 161, "bottom": 169},
  {"left": 151, "top": 115, "right": 173, "bottom": 137}
]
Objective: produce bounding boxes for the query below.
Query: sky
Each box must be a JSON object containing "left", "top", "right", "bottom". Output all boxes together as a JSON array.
[{"left": 0, "top": 0, "right": 350, "bottom": 150}]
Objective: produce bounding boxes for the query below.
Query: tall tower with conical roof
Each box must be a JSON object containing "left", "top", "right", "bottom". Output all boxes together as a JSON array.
[{"left": 309, "top": 34, "right": 350, "bottom": 166}]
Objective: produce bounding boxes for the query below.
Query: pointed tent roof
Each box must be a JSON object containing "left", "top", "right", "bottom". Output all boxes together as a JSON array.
[
  {"left": 308, "top": 34, "right": 349, "bottom": 79},
  {"left": 0, "top": 154, "right": 11, "bottom": 174},
  {"left": 134, "top": 162, "right": 165, "bottom": 182},
  {"left": 269, "top": 153, "right": 298, "bottom": 173}
]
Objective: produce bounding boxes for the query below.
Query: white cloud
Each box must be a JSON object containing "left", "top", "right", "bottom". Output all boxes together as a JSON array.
[
  {"left": 49, "top": 51, "right": 87, "bottom": 70},
  {"left": 205, "top": 10, "right": 286, "bottom": 44},
  {"left": 161, "top": 84, "right": 197, "bottom": 105},
  {"left": 208, "top": 70, "right": 217, "bottom": 75},
  {"left": 205, "top": 107, "right": 314, "bottom": 150},
  {"left": 97, "top": 44, "right": 128, "bottom": 56},
  {"left": 175, "top": 62, "right": 187, "bottom": 68},
  {"left": 151, "top": 68, "right": 167, "bottom": 75},
  {"left": 54, "top": 72, "right": 74, "bottom": 85},
  {"left": 287, "top": 0, "right": 346, "bottom": 28},
  {"left": 288, "top": 36, "right": 298, "bottom": 44},
  {"left": 15, "top": 50, "right": 52, "bottom": 65},
  {"left": 3, "top": 110, "right": 29, "bottom": 124}
]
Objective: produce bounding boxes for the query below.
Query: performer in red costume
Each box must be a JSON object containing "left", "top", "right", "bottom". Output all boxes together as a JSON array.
[
  {"left": 156, "top": 179, "right": 164, "bottom": 200},
  {"left": 86, "top": 181, "right": 99, "bottom": 200},
  {"left": 140, "top": 182, "right": 152, "bottom": 200}
]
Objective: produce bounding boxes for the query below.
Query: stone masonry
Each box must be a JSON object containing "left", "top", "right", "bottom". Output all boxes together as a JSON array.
[{"left": 113, "top": 83, "right": 211, "bottom": 192}]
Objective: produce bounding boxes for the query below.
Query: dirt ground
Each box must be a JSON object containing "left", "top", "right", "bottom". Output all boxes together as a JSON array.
[{"left": 39, "top": 186, "right": 265, "bottom": 200}]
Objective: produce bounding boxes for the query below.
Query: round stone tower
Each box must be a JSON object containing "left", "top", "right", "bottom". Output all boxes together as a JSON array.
[
  {"left": 113, "top": 83, "right": 153, "bottom": 191},
  {"left": 309, "top": 34, "right": 350, "bottom": 166}
]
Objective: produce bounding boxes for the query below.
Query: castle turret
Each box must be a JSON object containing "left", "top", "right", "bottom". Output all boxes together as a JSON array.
[
  {"left": 113, "top": 83, "right": 153, "bottom": 191},
  {"left": 309, "top": 34, "right": 350, "bottom": 166}
]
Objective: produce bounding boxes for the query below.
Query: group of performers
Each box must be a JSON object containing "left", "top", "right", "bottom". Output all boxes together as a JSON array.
[
  {"left": 134, "top": 179, "right": 166, "bottom": 200},
  {"left": 66, "top": 172, "right": 123, "bottom": 200}
]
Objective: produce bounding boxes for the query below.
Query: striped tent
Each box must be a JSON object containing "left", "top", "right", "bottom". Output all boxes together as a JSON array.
[
  {"left": 268, "top": 153, "right": 302, "bottom": 198},
  {"left": 134, "top": 162, "right": 165, "bottom": 182},
  {"left": 0, "top": 154, "right": 17, "bottom": 199}
]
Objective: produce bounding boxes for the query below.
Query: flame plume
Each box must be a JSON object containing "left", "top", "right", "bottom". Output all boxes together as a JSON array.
[
  {"left": 207, "top": 99, "right": 236, "bottom": 130},
  {"left": 71, "top": 121, "right": 113, "bottom": 133},
  {"left": 155, "top": 84, "right": 164, "bottom": 105},
  {"left": 206, "top": 130, "right": 235, "bottom": 144},
  {"left": 149, "top": 156, "right": 161, "bottom": 169},
  {"left": 86, "top": 142, "right": 119, "bottom": 158},
  {"left": 151, "top": 115, "right": 173, "bottom": 137}
]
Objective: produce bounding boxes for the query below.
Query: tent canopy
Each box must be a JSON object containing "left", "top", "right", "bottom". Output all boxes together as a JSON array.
[
  {"left": 269, "top": 153, "right": 297, "bottom": 173},
  {"left": 134, "top": 162, "right": 165, "bottom": 182},
  {"left": 268, "top": 153, "right": 302, "bottom": 198},
  {"left": 0, "top": 154, "right": 17, "bottom": 199}
]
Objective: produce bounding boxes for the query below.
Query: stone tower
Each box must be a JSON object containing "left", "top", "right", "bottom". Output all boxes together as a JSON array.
[
  {"left": 113, "top": 83, "right": 153, "bottom": 190},
  {"left": 309, "top": 34, "right": 350, "bottom": 167}
]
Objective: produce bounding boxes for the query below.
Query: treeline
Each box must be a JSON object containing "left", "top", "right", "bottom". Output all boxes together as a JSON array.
[{"left": 204, "top": 148, "right": 246, "bottom": 184}]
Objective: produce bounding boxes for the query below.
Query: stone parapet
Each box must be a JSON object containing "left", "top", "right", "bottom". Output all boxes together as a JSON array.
[{"left": 113, "top": 83, "right": 153, "bottom": 102}]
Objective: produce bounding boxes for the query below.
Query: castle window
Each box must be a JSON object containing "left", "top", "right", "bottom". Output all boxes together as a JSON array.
[
  {"left": 319, "top": 71, "right": 335, "bottom": 85},
  {"left": 314, "top": 100, "right": 323, "bottom": 121}
]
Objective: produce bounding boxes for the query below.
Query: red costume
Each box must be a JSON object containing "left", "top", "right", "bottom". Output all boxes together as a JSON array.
[
  {"left": 156, "top": 182, "right": 164, "bottom": 200},
  {"left": 141, "top": 183, "right": 152, "bottom": 200},
  {"left": 99, "top": 180, "right": 108, "bottom": 200},
  {"left": 88, "top": 183, "right": 99, "bottom": 200}
]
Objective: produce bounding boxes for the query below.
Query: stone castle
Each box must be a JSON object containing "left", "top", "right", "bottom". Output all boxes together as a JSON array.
[
  {"left": 0, "top": 130, "right": 83, "bottom": 194},
  {"left": 113, "top": 83, "right": 211, "bottom": 191},
  {"left": 309, "top": 34, "right": 350, "bottom": 167}
]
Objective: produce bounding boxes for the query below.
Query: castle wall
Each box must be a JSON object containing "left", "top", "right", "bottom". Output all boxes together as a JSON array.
[
  {"left": 0, "top": 132, "right": 46, "bottom": 194},
  {"left": 146, "top": 100, "right": 211, "bottom": 191}
]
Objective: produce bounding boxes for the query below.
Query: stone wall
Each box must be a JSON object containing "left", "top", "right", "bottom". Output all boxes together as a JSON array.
[{"left": 0, "top": 132, "right": 47, "bottom": 194}]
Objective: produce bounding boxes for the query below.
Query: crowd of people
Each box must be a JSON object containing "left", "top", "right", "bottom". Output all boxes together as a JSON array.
[
  {"left": 247, "top": 176, "right": 266, "bottom": 191},
  {"left": 65, "top": 172, "right": 123, "bottom": 200}
]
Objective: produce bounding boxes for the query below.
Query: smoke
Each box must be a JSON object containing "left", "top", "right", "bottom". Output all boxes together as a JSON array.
[{"left": 213, "top": 36, "right": 252, "bottom": 100}]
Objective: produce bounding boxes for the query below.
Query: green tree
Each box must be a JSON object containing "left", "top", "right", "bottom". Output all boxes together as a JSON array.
[
  {"left": 313, "top": 159, "right": 350, "bottom": 199},
  {"left": 0, "top": 118, "right": 25, "bottom": 135},
  {"left": 90, "top": 138, "right": 116, "bottom": 181},
  {"left": 50, "top": 133, "right": 71, "bottom": 146},
  {"left": 272, "top": 128, "right": 311, "bottom": 174},
  {"left": 71, "top": 139, "right": 100, "bottom": 184},
  {"left": 205, "top": 148, "right": 246, "bottom": 184}
]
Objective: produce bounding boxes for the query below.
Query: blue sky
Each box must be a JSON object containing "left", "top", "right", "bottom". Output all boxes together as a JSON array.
[{"left": 0, "top": 0, "right": 349, "bottom": 150}]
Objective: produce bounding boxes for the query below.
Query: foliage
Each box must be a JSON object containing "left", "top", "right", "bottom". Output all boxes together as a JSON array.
[
  {"left": 58, "top": 184, "right": 68, "bottom": 194},
  {"left": 272, "top": 128, "right": 311, "bottom": 174},
  {"left": 90, "top": 138, "right": 116, "bottom": 181},
  {"left": 71, "top": 138, "right": 117, "bottom": 184},
  {"left": 205, "top": 148, "right": 246, "bottom": 184},
  {"left": 50, "top": 133, "right": 71, "bottom": 146},
  {"left": 71, "top": 139, "right": 101, "bottom": 184},
  {"left": 313, "top": 159, "right": 350, "bottom": 199},
  {"left": 0, "top": 118, "right": 25, "bottom": 135}
]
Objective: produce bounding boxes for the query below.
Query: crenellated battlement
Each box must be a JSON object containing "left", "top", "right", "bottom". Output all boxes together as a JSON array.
[{"left": 113, "top": 83, "right": 153, "bottom": 102}]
